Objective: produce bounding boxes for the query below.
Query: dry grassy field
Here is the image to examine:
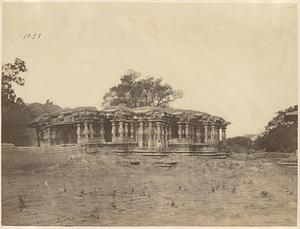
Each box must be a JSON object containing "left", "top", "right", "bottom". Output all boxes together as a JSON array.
[{"left": 2, "top": 150, "right": 297, "bottom": 226}]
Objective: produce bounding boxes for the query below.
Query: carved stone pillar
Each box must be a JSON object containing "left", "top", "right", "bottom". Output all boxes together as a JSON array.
[
  {"left": 48, "top": 128, "right": 52, "bottom": 145},
  {"left": 47, "top": 128, "right": 51, "bottom": 145},
  {"left": 111, "top": 121, "right": 116, "bottom": 143},
  {"left": 165, "top": 124, "right": 169, "bottom": 148},
  {"left": 194, "top": 126, "right": 197, "bottom": 142},
  {"left": 216, "top": 127, "right": 220, "bottom": 143},
  {"left": 49, "top": 128, "right": 52, "bottom": 145},
  {"left": 211, "top": 125, "right": 216, "bottom": 144},
  {"left": 185, "top": 123, "right": 190, "bottom": 141},
  {"left": 43, "top": 129, "right": 48, "bottom": 145},
  {"left": 124, "top": 122, "right": 128, "bottom": 142},
  {"left": 196, "top": 126, "right": 201, "bottom": 143},
  {"left": 204, "top": 125, "right": 208, "bottom": 143},
  {"left": 49, "top": 127, "right": 54, "bottom": 146},
  {"left": 156, "top": 121, "right": 162, "bottom": 148},
  {"left": 178, "top": 122, "right": 182, "bottom": 142},
  {"left": 36, "top": 128, "right": 41, "bottom": 147},
  {"left": 76, "top": 123, "right": 81, "bottom": 144},
  {"left": 148, "top": 121, "right": 153, "bottom": 147},
  {"left": 222, "top": 128, "right": 227, "bottom": 144},
  {"left": 168, "top": 125, "right": 172, "bottom": 141},
  {"left": 135, "top": 123, "right": 139, "bottom": 142},
  {"left": 44, "top": 128, "right": 49, "bottom": 146},
  {"left": 118, "top": 121, "right": 124, "bottom": 142},
  {"left": 45, "top": 129, "right": 49, "bottom": 145},
  {"left": 89, "top": 122, "right": 95, "bottom": 139},
  {"left": 83, "top": 122, "right": 89, "bottom": 140},
  {"left": 99, "top": 121, "right": 105, "bottom": 142},
  {"left": 130, "top": 122, "right": 134, "bottom": 141},
  {"left": 161, "top": 124, "right": 165, "bottom": 148},
  {"left": 138, "top": 121, "right": 144, "bottom": 148}
]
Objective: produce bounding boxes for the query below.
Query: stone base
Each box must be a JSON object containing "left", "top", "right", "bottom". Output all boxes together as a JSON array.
[
  {"left": 82, "top": 142, "right": 138, "bottom": 153},
  {"left": 168, "top": 143, "right": 219, "bottom": 153},
  {"left": 81, "top": 142, "right": 221, "bottom": 154}
]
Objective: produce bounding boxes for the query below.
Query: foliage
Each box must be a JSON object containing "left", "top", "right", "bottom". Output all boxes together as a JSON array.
[
  {"left": 2, "top": 58, "right": 27, "bottom": 106},
  {"left": 2, "top": 102, "right": 34, "bottom": 145},
  {"left": 255, "top": 105, "right": 297, "bottom": 152},
  {"left": 1, "top": 58, "right": 61, "bottom": 145},
  {"left": 2, "top": 58, "right": 29, "bottom": 145},
  {"left": 27, "top": 100, "right": 61, "bottom": 118},
  {"left": 227, "top": 136, "right": 254, "bottom": 149},
  {"left": 102, "top": 69, "right": 183, "bottom": 108}
]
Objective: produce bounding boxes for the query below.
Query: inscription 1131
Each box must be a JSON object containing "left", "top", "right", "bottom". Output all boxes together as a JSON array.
[{"left": 23, "top": 33, "right": 42, "bottom": 40}]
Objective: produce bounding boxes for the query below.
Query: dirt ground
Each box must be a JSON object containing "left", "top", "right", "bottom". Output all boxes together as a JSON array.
[{"left": 2, "top": 151, "right": 297, "bottom": 226}]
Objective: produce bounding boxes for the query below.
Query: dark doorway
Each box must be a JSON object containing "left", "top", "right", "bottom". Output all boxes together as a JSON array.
[{"left": 104, "top": 120, "right": 112, "bottom": 142}]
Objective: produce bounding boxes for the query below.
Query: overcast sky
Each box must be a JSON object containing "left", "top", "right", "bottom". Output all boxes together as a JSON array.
[{"left": 2, "top": 2, "right": 297, "bottom": 137}]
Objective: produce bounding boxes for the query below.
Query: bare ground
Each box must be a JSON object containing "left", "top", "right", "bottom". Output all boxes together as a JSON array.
[{"left": 2, "top": 151, "right": 297, "bottom": 226}]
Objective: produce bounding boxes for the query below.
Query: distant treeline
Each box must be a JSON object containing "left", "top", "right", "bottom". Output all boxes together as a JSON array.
[
  {"left": 2, "top": 58, "right": 62, "bottom": 146},
  {"left": 227, "top": 105, "right": 298, "bottom": 153},
  {"left": 2, "top": 101, "right": 61, "bottom": 146}
]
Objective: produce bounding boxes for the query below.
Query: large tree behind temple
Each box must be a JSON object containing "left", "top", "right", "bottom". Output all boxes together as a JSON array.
[{"left": 102, "top": 70, "right": 183, "bottom": 108}]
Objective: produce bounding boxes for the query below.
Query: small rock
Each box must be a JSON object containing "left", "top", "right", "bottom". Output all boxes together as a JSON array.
[{"left": 260, "top": 191, "right": 268, "bottom": 197}]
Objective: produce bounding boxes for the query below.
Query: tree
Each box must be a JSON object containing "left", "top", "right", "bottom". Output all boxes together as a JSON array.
[
  {"left": 2, "top": 59, "right": 62, "bottom": 145},
  {"left": 102, "top": 70, "right": 183, "bottom": 108},
  {"left": 27, "top": 100, "right": 61, "bottom": 118},
  {"left": 2, "top": 58, "right": 27, "bottom": 106},
  {"left": 255, "top": 105, "right": 297, "bottom": 152},
  {"left": 2, "top": 58, "right": 30, "bottom": 145}
]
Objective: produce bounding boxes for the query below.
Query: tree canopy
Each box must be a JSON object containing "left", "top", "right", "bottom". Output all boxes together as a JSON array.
[
  {"left": 102, "top": 70, "right": 183, "bottom": 108},
  {"left": 2, "top": 58, "right": 27, "bottom": 106}
]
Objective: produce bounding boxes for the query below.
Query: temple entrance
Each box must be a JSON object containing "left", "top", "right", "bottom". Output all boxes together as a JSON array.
[
  {"left": 104, "top": 121, "right": 112, "bottom": 142},
  {"left": 171, "top": 121, "right": 179, "bottom": 138}
]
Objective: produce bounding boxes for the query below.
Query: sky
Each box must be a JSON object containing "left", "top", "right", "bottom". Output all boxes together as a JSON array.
[{"left": 2, "top": 2, "right": 297, "bottom": 137}]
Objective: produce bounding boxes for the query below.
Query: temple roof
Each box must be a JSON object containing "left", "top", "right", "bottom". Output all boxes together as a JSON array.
[
  {"left": 29, "top": 105, "right": 230, "bottom": 126},
  {"left": 285, "top": 111, "right": 298, "bottom": 116}
]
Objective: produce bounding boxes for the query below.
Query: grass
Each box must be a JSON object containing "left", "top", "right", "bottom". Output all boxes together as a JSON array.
[{"left": 2, "top": 150, "right": 297, "bottom": 226}]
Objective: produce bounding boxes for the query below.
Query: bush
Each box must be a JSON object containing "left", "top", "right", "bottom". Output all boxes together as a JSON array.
[
  {"left": 227, "top": 136, "right": 254, "bottom": 149},
  {"left": 255, "top": 105, "right": 297, "bottom": 153}
]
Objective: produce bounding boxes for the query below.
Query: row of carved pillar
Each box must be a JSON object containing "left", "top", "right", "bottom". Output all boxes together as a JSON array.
[
  {"left": 111, "top": 121, "right": 135, "bottom": 143},
  {"left": 76, "top": 122, "right": 104, "bottom": 144},
  {"left": 110, "top": 120, "right": 170, "bottom": 148},
  {"left": 177, "top": 122, "right": 226, "bottom": 144},
  {"left": 135, "top": 120, "right": 171, "bottom": 148},
  {"left": 37, "top": 127, "right": 59, "bottom": 146},
  {"left": 36, "top": 120, "right": 227, "bottom": 147}
]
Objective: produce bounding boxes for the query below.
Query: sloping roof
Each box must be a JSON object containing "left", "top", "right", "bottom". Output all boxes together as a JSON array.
[
  {"left": 285, "top": 111, "right": 298, "bottom": 116},
  {"left": 29, "top": 105, "right": 230, "bottom": 126},
  {"left": 29, "top": 106, "right": 99, "bottom": 126},
  {"left": 102, "top": 106, "right": 134, "bottom": 113}
]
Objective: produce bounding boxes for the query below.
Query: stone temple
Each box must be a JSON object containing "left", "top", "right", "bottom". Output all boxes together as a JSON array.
[{"left": 29, "top": 106, "right": 230, "bottom": 152}]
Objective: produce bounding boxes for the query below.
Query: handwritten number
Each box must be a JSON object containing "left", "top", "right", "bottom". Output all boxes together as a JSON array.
[{"left": 23, "top": 33, "right": 42, "bottom": 40}]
